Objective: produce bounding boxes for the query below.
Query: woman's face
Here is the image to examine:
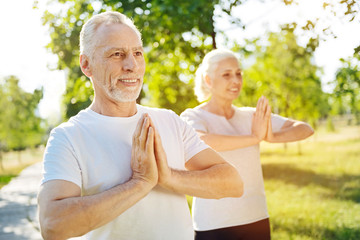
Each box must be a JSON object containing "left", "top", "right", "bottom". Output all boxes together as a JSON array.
[{"left": 207, "top": 57, "right": 243, "bottom": 101}]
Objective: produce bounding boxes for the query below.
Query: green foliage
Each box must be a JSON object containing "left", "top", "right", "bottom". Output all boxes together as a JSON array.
[
  {"left": 234, "top": 29, "right": 330, "bottom": 126},
  {"left": 41, "top": 0, "right": 222, "bottom": 117},
  {"left": 332, "top": 56, "right": 360, "bottom": 123},
  {"left": 39, "top": 0, "right": 358, "bottom": 119},
  {"left": 0, "top": 76, "right": 44, "bottom": 152}
]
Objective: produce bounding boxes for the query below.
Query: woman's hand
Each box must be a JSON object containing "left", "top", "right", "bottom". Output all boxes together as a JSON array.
[
  {"left": 265, "top": 111, "right": 275, "bottom": 142},
  {"left": 251, "top": 96, "right": 271, "bottom": 142}
]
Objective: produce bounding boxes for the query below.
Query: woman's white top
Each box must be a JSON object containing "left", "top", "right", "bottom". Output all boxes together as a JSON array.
[{"left": 181, "top": 106, "right": 287, "bottom": 231}]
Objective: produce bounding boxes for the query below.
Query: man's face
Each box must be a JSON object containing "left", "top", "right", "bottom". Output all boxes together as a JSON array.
[{"left": 89, "top": 23, "right": 145, "bottom": 103}]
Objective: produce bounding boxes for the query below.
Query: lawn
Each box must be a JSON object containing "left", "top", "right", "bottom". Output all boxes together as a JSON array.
[
  {"left": 188, "top": 124, "right": 360, "bottom": 239},
  {"left": 262, "top": 125, "right": 360, "bottom": 239},
  {"left": 0, "top": 147, "right": 44, "bottom": 189}
]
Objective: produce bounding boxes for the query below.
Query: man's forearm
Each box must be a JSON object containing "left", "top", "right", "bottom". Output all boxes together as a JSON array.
[
  {"left": 39, "top": 179, "right": 153, "bottom": 240},
  {"left": 160, "top": 163, "right": 243, "bottom": 199}
]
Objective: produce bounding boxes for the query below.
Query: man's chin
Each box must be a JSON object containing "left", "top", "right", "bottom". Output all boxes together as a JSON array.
[{"left": 110, "top": 91, "right": 141, "bottom": 103}]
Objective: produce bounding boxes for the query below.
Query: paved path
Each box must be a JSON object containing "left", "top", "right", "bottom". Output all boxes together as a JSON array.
[
  {"left": 0, "top": 163, "right": 42, "bottom": 240},
  {"left": 0, "top": 163, "right": 83, "bottom": 240}
]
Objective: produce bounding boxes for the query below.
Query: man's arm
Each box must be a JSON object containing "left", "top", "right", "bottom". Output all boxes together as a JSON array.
[
  {"left": 38, "top": 114, "right": 158, "bottom": 240},
  {"left": 38, "top": 178, "right": 153, "bottom": 239},
  {"left": 153, "top": 128, "right": 243, "bottom": 199},
  {"left": 265, "top": 118, "right": 314, "bottom": 143}
]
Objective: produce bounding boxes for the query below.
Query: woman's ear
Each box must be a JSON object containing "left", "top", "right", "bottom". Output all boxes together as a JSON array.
[
  {"left": 80, "top": 55, "right": 92, "bottom": 77},
  {"left": 204, "top": 74, "right": 212, "bottom": 88}
]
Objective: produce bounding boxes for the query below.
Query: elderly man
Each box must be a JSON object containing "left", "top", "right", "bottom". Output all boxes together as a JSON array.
[{"left": 37, "top": 11, "right": 243, "bottom": 240}]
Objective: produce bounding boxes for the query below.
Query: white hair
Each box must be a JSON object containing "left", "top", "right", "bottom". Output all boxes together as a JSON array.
[
  {"left": 79, "top": 11, "right": 141, "bottom": 57},
  {"left": 194, "top": 49, "right": 239, "bottom": 102}
]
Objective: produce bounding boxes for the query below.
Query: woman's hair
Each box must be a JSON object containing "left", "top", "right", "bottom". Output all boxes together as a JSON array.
[
  {"left": 79, "top": 11, "right": 141, "bottom": 57},
  {"left": 194, "top": 49, "right": 238, "bottom": 102}
]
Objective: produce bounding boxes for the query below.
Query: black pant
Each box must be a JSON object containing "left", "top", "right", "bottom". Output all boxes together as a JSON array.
[{"left": 194, "top": 218, "right": 271, "bottom": 240}]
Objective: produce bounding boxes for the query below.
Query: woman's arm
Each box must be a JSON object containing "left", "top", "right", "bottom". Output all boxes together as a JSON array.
[
  {"left": 265, "top": 118, "right": 314, "bottom": 143},
  {"left": 197, "top": 96, "right": 271, "bottom": 152}
]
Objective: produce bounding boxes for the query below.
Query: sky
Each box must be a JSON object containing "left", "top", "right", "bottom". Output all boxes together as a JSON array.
[
  {"left": 0, "top": 0, "right": 66, "bottom": 122},
  {"left": 0, "top": 0, "right": 359, "bottom": 121}
]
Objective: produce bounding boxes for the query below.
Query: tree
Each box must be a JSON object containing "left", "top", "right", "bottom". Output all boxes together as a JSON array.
[
  {"left": 0, "top": 76, "right": 44, "bottom": 163},
  {"left": 234, "top": 28, "right": 330, "bottom": 127},
  {"left": 332, "top": 55, "right": 360, "bottom": 124},
  {"left": 37, "top": 0, "right": 358, "bottom": 118},
  {"left": 39, "top": 0, "right": 219, "bottom": 117}
]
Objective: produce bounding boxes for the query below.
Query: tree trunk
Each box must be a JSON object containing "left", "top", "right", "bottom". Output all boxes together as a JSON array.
[
  {"left": 211, "top": 31, "right": 217, "bottom": 49},
  {"left": 0, "top": 151, "right": 4, "bottom": 171},
  {"left": 283, "top": 142, "right": 287, "bottom": 151},
  {"left": 17, "top": 150, "right": 22, "bottom": 164},
  {"left": 297, "top": 142, "right": 302, "bottom": 155}
]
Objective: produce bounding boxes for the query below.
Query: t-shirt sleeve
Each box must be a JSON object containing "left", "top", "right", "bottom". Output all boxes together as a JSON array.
[
  {"left": 41, "top": 127, "right": 82, "bottom": 187},
  {"left": 175, "top": 111, "right": 209, "bottom": 162},
  {"left": 271, "top": 113, "right": 288, "bottom": 132},
  {"left": 180, "top": 109, "right": 208, "bottom": 133}
]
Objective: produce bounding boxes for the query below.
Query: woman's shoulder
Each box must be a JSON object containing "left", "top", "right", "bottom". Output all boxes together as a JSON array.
[{"left": 180, "top": 105, "right": 205, "bottom": 119}]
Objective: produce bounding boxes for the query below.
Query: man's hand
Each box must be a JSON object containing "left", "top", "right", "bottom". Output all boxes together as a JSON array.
[
  {"left": 252, "top": 96, "right": 271, "bottom": 142},
  {"left": 153, "top": 127, "right": 173, "bottom": 189},
  {"left": 131, "top": 113, "right": 158, "bottom": 187}
]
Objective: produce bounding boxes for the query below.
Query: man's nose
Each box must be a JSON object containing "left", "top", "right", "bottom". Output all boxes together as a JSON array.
[{"left": 122, "top": 55, "right": 138, "bottom": 72}]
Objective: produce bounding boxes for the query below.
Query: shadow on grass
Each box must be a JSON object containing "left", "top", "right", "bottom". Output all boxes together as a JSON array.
[
  {"left": 272, "top": 220, "right": 360, "bottom": 240},
  {"left": 262, "top": 163, "right": 360, "bottom": 203}
]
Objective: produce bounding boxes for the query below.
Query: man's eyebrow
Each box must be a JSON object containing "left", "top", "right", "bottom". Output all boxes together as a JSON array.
[
  {"left": 103, "top": 47, "right": 125, "bottom": 53},
  {"left": 133, "top": 46, "right": 144, "bottom": 51},
  {"left": 103, "top": 46, "right": 143, "bottom": 53}
]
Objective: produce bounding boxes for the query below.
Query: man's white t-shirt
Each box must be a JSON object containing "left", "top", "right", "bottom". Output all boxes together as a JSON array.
[
  {"left": 41, "top": 105, "right": 209, "bottom": 240},
  {"left": 181, "top": 106, "right": 287, "bottom": 231}
]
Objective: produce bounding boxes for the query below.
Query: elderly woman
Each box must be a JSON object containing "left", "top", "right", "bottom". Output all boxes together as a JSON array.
[{"left": 180, "top": 49, "right": 314, "bottom": 240}]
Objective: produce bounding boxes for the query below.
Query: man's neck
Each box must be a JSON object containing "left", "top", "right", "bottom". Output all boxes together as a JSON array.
[{"left": 90, "top": 97, "right": 138, "bottom": 117}]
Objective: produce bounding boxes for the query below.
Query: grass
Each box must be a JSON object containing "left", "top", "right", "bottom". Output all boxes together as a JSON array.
[
  {"left": 261, "top": 125, "right": 360, "bottom": 240},
  {"left": 187, "top": 124, "right": 360, "bottom": 239},
  {"left": 0, "top": 147, "right": 44, "bottom": 189}
]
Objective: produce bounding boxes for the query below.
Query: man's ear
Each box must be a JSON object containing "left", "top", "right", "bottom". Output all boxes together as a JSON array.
[
  {"left": 204, "top": 74, "right": 212, "bottom": 88},
  {"left": 80, "top": 54, "right": 92, "bottom": 77}
]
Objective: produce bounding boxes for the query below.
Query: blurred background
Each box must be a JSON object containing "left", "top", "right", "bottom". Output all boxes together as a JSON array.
[{"left": 0, "top": 0, "right": 359, "bottom": 239}]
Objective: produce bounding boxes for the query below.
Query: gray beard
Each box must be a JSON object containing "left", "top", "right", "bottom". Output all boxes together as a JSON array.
[{"left": 106, "top": 86, "right": 142, "bottom": 102}]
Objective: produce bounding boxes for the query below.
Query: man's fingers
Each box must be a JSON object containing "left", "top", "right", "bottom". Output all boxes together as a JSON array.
[
  {"left": 139, "top": 115, "right": 150, "bottom": 149},
  {"left": 145, "top": 126, "right": 155, "bottom": 155},
  {"left": 133, "top": 114, "right": 146, "bottom": 140}
]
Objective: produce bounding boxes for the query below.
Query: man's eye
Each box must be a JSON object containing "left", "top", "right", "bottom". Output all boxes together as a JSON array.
[
  {"left": 135, "top": 51, "right": 143, "bottom": 56},
  {"left": 112, "top": 52, "right": 123, "bottom": 57}
]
